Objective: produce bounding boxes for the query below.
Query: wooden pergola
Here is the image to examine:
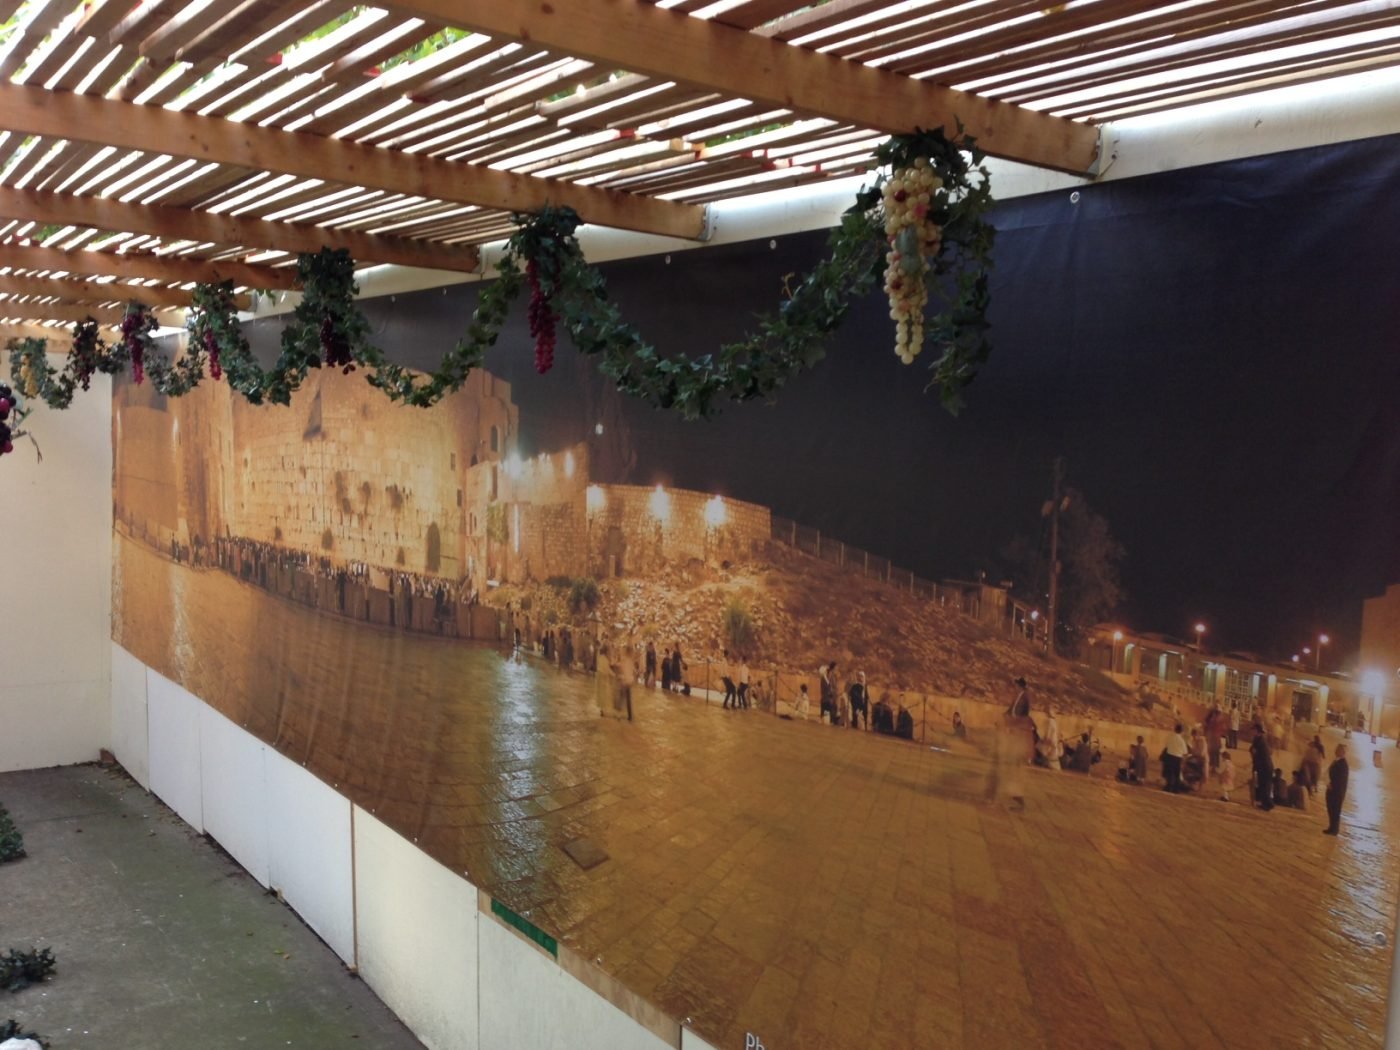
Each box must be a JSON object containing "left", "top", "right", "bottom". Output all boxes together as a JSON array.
[{"left": 0, "top": 0, "right": 1394, "bottom": 329}]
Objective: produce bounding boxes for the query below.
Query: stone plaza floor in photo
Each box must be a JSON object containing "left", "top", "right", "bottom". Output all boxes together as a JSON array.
[{"left": 113, "top": 535, "right": 1399, "bottom": 1049}]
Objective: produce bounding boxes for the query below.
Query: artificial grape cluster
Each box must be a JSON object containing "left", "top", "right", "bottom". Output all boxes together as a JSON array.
[
  {"left": 121, "top": 310, "right": 147, "bottom": 385},
  {"left": 0, "top": 382, "right": 14, "bottom": 455},
  {"left": 318, "top": 315, "right": 355, "bottom": 374},
  {"left": 881, "top": 156, "right": 944, "bottom": 364},
  {"left": 525, "top": 259, "right": 556, "bottom": 375},
  {"left": 71, "top": 329, "right": 99, "bottom": 391},
  {"left": 203, "top": 327, "right": 223, "bottom": 381}
]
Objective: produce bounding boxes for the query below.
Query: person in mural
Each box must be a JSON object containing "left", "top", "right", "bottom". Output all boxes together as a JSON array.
[
  {"left": 1128, "top": 735, "right": 1148, "bottom": 783},
  {"left": 848, "top": 672, "right": 869, "bottom": 730},
  {"left": 1218, "top": 750, "right": 1236, "bottom": 801},
  {"left": 670, "top": 645, "right": 686, "bottom": 693},
  {"left": 1250, "top": 720, "right": 1274, "bottom": 811},
  {"left": 1162, "top": 723, "right": 1188, "bottom": 793},
  {"left": 952, "top": 711, "right": 967, "bottom": 739},
  {"left": 819, "top": 662, "right": 837, "bottom": 723},
  {"left": 1323, "top": 744, "right": 1350, "bottom": 835},
  {"left": 660, "top": 644, "right": 673, "bottom": 691},
  {"left": 1039, "top": 707, "right": 1062, "bottom": 769},
  {"left": 896, "top": 703, "right": 915, "bottom": 740},
  {"left": 1228, "top": 703, "right": 1241, "bottom": 749},
  {"left": 1271, "top": 768, "right": 1289, "bottom": 807},
  {"left": 720, "top": 650, "right": 738, "bottom": 709},
  {"left": 986, "top": 677, "right": 1033, "bottom": 809},
  {"left": 644, "top": 641, "right": 657, "bottom": 688},
  {"left": 1303, "top": 735, "right": 1326, "bottom": 796},
  {"left": 1204, "top": 704, "right": 1224, "bottom": 772},
  {"left": 738, "top": 657, "right": 751, "bottom": 710}
]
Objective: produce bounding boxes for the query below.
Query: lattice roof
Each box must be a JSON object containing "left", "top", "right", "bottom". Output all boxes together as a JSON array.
[{"left": 0, "top": 0, "right": 1394, "bottom": 327}]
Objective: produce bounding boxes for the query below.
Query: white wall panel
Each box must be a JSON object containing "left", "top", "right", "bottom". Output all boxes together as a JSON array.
[
  {"left": 0, "top": 679, "right": 108, "bottom": 773},
  {"left": 0, "top": 373, "right": 112, "bottom": 773},
  {"left": 354, "top": 806, "right": 479, "bottom": 1050},
  {"left": 109, "top": 642, "right": 150, "bottom": 788},
  {"left": 479, "top": 920, "right": 671, "bottom": 1050},
  {"left": 266, "top": 752, "right": 354, "bottom": 964},
  {"left": 198, "top": 704, "right": 270, "bottom": 887},
  {"left": 145, "top": 668, "right": 202, "bottom": 831},
  {"left": 681, "top": 1029, "right": 722, "bottom": 1050}
]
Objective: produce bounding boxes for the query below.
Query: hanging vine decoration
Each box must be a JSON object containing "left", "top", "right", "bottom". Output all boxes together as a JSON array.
[
  {"left": 0, "top": 381, "right": 25, "bottom": 459},
  {"left": 4, "top": 127, "right": 995, "bottom": 455}
]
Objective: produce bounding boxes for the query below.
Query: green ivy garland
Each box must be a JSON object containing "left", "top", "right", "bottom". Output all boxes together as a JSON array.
[{"left": 5, "top": 128, "right": 995, "bottom": 446}]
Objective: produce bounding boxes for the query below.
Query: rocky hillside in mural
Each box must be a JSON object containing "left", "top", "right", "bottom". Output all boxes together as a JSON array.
[{"left": 488, "top": 544, "right": 1169, "bottom": 726}]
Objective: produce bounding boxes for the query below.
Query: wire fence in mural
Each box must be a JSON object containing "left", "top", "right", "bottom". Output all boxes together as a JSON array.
[{"left": 771, "top": 514, "right": 987, "bottom": 614}]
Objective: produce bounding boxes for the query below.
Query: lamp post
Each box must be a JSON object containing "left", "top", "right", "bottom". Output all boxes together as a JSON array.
[
  {"left": 1194, "top": 622, "right": 1206, "bottom": 651},
  {"left": 1112, "top": 630, "right": 1124, "bottom": 674},
  {"left": 1316, "top": 633, "right": 1330, "bottom": 671}
]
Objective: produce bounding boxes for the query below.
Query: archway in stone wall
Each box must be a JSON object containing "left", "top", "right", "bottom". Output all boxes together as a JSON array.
[
  {"left": 603, "top": 525, "right": 627, "bottom": 577},
  {"left": 425, "top": 522, "right": 442, "bottom": 574}
]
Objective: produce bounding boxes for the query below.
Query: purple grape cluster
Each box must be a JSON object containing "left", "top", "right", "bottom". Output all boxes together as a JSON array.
[
  {"left": 204, "top": 327, "right": 223, "bottom": 381},
  {"left": 72, "top": 334, "right": 97, "bottom": 391},
  {"left": 319, "top": 315, "right": 355, "bottom": 374},
  {"left": 121, "top": 311, "right": 146, "bottom": 385},
  {"left": 0, "top": 383, "right": 14, "bottom": 455},
  {"left": 526, "top": 259, "right": 556, "bottom": 375}
]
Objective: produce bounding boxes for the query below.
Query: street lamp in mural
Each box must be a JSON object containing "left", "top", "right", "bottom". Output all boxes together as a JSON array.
[
  {"left": 1316, "top": 633, "right": 1330, "bottom": 671},
  {"left": 1194, "top": 622, "right": 1206, "bottom": 651},
  {"left": 1112, "top": 630, "right": 1124, "bottom": 674}
]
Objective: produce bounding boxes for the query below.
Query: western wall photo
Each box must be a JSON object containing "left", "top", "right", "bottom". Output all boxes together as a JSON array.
[{"left": 108, "top": 131, "right": 1400, "bottom": 1050}]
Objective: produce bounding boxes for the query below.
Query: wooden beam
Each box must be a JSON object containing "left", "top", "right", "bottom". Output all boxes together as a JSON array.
[
  {"left": 386, "top": 0, "right": 1100, "bottom": 174},
  {"left": 0, "top": 83, "right": 709, "bottom": 239},
  {"left": 0, "top": 274, "right": 251, "bottom": 309},
  {"left": 0, "top": 301, "right": 184, "bottom": 326},
  {"left": 0, "top": 187, "right": 482, "bottom": 273},
  {"left": 0, "top": 244, "right": 302, "bottom": 291},
  {"left": 0, "top": 323, "right": 90, "bottom": 348}
]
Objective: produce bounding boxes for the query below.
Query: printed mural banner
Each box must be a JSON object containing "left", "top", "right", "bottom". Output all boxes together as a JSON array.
[{"left": 113, "top": 132, "right": 1400, "bottom": 1047}]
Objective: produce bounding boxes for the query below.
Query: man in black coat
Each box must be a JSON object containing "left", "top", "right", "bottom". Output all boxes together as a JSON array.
[
  {"left": 1249, "top": 719, "right": 1274, "bottom": 811},
  {"left": 1323, "top": 744, "right": 1350, "bottom": 836}
]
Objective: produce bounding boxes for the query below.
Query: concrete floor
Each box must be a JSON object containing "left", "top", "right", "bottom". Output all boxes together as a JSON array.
[{"left": 0, "top": 764, "right": 422, "bottom": 1050}]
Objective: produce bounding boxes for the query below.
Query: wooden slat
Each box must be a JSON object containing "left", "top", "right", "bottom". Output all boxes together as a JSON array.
[
  {"left": 0, "top": 300, "right": 184, "bottom": 325},
  {"left": 388, "top": 0, "right": 1101, "bottom": 174},
  {"left": 1083, "top": 46, "right": 1400, "bottom": 123},
  {"left": 78, "top": 0, "right": 136, "bottom": 39},
  {"left": 321, "top": 20, "right": 445, "bottom": 83},
  {"left": 988, "top": 1, "right": 1388, "bottom": 103},
  {"left": 0, "top": 82, "right": 709, "bottom": 238},
  {"left": 951, "top": 0, "right": 1351, "bottom": 89},
  {"left": 0, "top": 273, "right": 251, "bottom": 308},
  {"left": 716, "top": 0, "right": 817, "bottom": 31},
  {"left": 139, "top": 0, "right": 244, "bottom": 62},
  {"left": 1062, "top": 38, "right": 1400, "bottom": 122},
  {"left": 0, "top": 243, "right": 301, "bottom": 289},
  {"left": 0, "top": 0, "right": 77, "bottom": 80},
  {"left": 0, "top": 322, "right": 88, "bottom": 346},
  {"left": 0, "top": 186, "right": 484, "bottom": 271}
]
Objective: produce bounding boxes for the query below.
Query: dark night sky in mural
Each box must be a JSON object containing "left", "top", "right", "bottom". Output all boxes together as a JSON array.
[{"left": 244, "top": 133, "right": 1400, "bottom": 661}]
